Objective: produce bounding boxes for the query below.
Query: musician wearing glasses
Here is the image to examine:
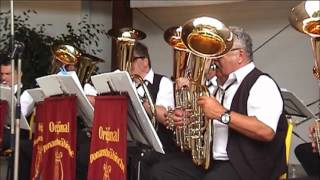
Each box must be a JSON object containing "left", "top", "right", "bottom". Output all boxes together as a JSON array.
[
  {"left": 128, "top": 42, "right": 179, "bottom": 179},
  {"left": 150, "top": 26, "right": 288, "bottom": 180}
]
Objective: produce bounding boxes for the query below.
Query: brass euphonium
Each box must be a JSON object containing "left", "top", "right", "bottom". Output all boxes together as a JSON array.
[
  {"left": 50, "top": 44, "right": 104, "bottom": 85},
  {"left": 107, "top": 27, "right": 157, "bottom": 127},
  {"left": 164, "top": 26, "right": 192, "bottom": 151},
  {"left": 289, "top": 0, "right": 320, "bottom": 78},
  {"left": 165, "top": 17, "right": 233, "bottom": 169},
  {"left": 50, "top": 44, "right": 81, "bottom": 74},
  {"left": 289, "top": 0, "right": 320, "bottom": 155}
]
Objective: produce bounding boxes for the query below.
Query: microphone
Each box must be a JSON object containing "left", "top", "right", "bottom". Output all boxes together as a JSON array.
[{"left": 10, "top": 41, "right": 25, "bottom": 59}]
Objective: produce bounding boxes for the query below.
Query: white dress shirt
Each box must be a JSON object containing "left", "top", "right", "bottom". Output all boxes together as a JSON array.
[
  {"left": 212, "top": 62, "right": 283, "bottom": 160},
  {"left": 136, "top": 69, "right": 174, "bottom": 109}
]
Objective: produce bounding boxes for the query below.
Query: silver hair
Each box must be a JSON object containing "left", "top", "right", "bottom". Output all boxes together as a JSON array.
[{"left": 229, "top": 26, "right": 253, "bottom": 61}]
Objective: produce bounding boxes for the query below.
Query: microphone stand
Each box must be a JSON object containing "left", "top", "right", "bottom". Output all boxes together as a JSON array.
[
  {"left": 9, "top": 0, "right": 15, "bottom": 180},
  {"left": 8, "top": 1, "right": 24, "bottom": 179},
  {"left": 13, "top": 46, "right": 22, "bottom": 180}
]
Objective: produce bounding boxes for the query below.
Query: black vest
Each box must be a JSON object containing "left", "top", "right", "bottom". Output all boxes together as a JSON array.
[
  {"left": 227, "top": 68, "right": 288, "bottom": 180},
  {"left": 146, "top": 73, "right": 177, "bottom": 153}
]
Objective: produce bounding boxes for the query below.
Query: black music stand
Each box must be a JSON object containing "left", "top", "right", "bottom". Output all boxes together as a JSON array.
[
  {"left": 91, "top": 71, "right": 164, "bottom": 180},
  {"left": 281, "top": 89, "right": 316, "bottom": 142}
]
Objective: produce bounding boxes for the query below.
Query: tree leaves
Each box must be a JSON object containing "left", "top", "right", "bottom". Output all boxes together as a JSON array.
[{"left": 0, "top": 10, "right": 108, "bottom": 89}]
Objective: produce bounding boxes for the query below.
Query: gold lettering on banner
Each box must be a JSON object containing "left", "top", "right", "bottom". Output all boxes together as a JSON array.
[
  {"left": 49, "top": 121, "right": 70, "bottom": 134},
  {"left": 89, "top": 148, "right": 125, "bottom": 173},
  {"left": 103, "top": 162, "right": 112, "bottom": 180},
  {"left": 38, "top": 123, "right": 44, "bottom": 133},
  {"left": 32, "top": 145, "right": 43, "bottom": 180},
  {"left": 42, "top": 138, "right": 74, "bottom": 157},
  {"left": 33, "top": 136, "right": 43, "bottom": 146},
  {"left": 98, "top": 126, "right": 120, "bottom": 143},
  {"left": 54, "top": 150, "right": 64, "bottom": 180}
]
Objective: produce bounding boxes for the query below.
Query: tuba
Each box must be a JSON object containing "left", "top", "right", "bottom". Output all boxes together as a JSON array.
[
  {"left": 165, "top": 17, "right": 233, "bottom": 169},
  {"left": 289, "top": 0, "right": 320, "bottom": 155},
  {"left": 50, "top": 44, "right": 104, "bottom": 85},
  {"left": 107, "top": 27, "right": 157, "bottom": 127}
]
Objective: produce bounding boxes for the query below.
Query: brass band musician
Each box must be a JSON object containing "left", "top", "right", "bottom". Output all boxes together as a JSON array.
[{"left": 149, "top": 26, "right": 288, "bottom": 180}]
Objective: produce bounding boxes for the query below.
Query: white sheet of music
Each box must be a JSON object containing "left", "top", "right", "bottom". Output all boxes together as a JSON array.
[
  {"left": 0, "top": 85, "right": 31, "bottom": 130},
  {"left": 25, "top": 87, "right": 45, "bottom": 103},
  {"left": 91, "top": 71, "right": 164, "bottom": 154},
  {"left": 36, "top": 72, "right": 94, "bottom": 127}
]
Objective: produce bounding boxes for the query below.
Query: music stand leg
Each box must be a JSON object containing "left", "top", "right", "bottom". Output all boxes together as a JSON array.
[{"left": 137, "top": 152, "right": 144, "bottom": 180}]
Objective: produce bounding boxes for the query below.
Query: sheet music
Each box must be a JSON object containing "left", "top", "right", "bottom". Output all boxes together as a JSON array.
[
  {"left": 36, "top": 72, "right": 94, "bottom": 127},
  {"left": 36, "top": 74, "right": 64, "bottom": 97},
  {"left": 0, "top": 85, "right": 31, "bottom": 130},
  {"left": 25, "top": 88, "right": 45, "bottom": 103},
  {"left": 91, "top": 71, "right": 164, "bottom": 154}
]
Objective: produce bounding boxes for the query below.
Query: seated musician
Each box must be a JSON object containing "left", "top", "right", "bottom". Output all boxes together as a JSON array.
[
  {"left": 149, "top": 26, "right": 288, "bottom": 180},
  {"left": 17, "top": 62, "right": 96, "bottom": 180},
  {"left": 127, "top": 42, "right": 177, "bottom": 180},
  {"left": 294, "top": 122, "right": 320, "bottom": 178},
  {"left": 0, "top": 54, "right": 35, "bottom": 150}
]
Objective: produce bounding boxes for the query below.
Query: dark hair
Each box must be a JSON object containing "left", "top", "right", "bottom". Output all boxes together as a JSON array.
[
  {"left": 133, "top": 42, "right": 151, "bottom": 68},
  {"left": 0, "top": 53, "right": 17, "bottom": 70}
]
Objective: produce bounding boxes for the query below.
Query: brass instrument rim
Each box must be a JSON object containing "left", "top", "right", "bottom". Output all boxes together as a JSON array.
[
  {"left": 51, "top": 44, "right": 82, "bottom": 65},
  {"left": 164, "top": 26, "right": 188, "bottom": 51},
  {"left": 289, "top": 1, "right": 320, "bottom": 38},
  {"left": 181, "top": 16, "right": 233, "bottom": 58},
  {"left": 107, "top": 27, "right": 146, "bottom": 41}
]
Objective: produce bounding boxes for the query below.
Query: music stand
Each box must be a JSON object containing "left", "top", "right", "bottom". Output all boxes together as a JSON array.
[
  {"left": 36, "top": 71, "right": 94, "bottom": 127},
  {"left": 281, "top": 89, "right": 316, "bottom": 142},
  {"left": 91, "top": 71, "right": 164, "bottom": 154},
  {"left": 0, "top": 85, "right": 30, "bottom": 130}
]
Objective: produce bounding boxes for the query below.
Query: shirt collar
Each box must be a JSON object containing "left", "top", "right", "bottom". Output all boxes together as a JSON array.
[
  {"left": 144, "top": 68, "right": 154, "bottom": 84},
  {"left": 222, "top": 62, "right": 255, "bottom": 88}
]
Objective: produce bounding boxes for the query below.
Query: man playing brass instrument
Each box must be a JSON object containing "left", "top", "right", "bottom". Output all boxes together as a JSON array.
[
  {"left": 294, "top": 122, "right": 320, "bottom": 178},
  {"left": 150, "top": 26, "right": 288, "bottom": 180},
  {"left": 128, "top": 42, "right": 178, "bottom": 180}
]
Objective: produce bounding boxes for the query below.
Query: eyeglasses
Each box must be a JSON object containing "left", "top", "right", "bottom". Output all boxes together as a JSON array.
[
  {"left": 230, "top": 48, "right": 243, "bottom": 51},
  {"left": 133, "top": 56, "right": 145, "bottom": 61}
]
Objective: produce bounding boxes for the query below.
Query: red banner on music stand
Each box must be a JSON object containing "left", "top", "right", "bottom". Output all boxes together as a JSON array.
[
  {"left": 30, "top": 101, "right": 46, "bottom": 180},
  {"left": 41, "top": 96, "right": 77, "bottom": 180},
  {"left": 0, "top": 100, "right": 8, "bottom": 146},
  {"left": 87, "top": 96, "right": 128, "bottom": 180}
]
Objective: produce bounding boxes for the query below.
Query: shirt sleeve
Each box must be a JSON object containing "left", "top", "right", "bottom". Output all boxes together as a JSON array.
[
  {"left": 20, "top": 91, "right": 35, "bottom": 117},
  {"left": 247, "top": 75, "right": 283, "bottom": 132},
  {"left": 156, "top": 77, "right": 174, "bottom": 109}
]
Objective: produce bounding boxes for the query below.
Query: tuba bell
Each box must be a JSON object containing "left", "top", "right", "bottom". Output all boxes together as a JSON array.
[
  {"left": 289, "top": 0, "right": 320, "bottom": 155},
  {"left": 165, "top": 17, "right": 233, "bottom": 169},
  {"left": 50, "top": 44, "right": 104, "bottom": 85},
  {"left": 289, "top": 0, "right": 320, "bottom": 78},
  {"left": 50, "top": 44, "right": 81, "bottom": 74},
  {"left": 107, "top": 27, "right": 157, "bottom": 127}
]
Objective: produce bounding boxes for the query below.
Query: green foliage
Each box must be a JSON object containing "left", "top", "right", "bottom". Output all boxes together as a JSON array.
[{"left": 0, "top": 10, "right": 108, "bottom": 89}]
